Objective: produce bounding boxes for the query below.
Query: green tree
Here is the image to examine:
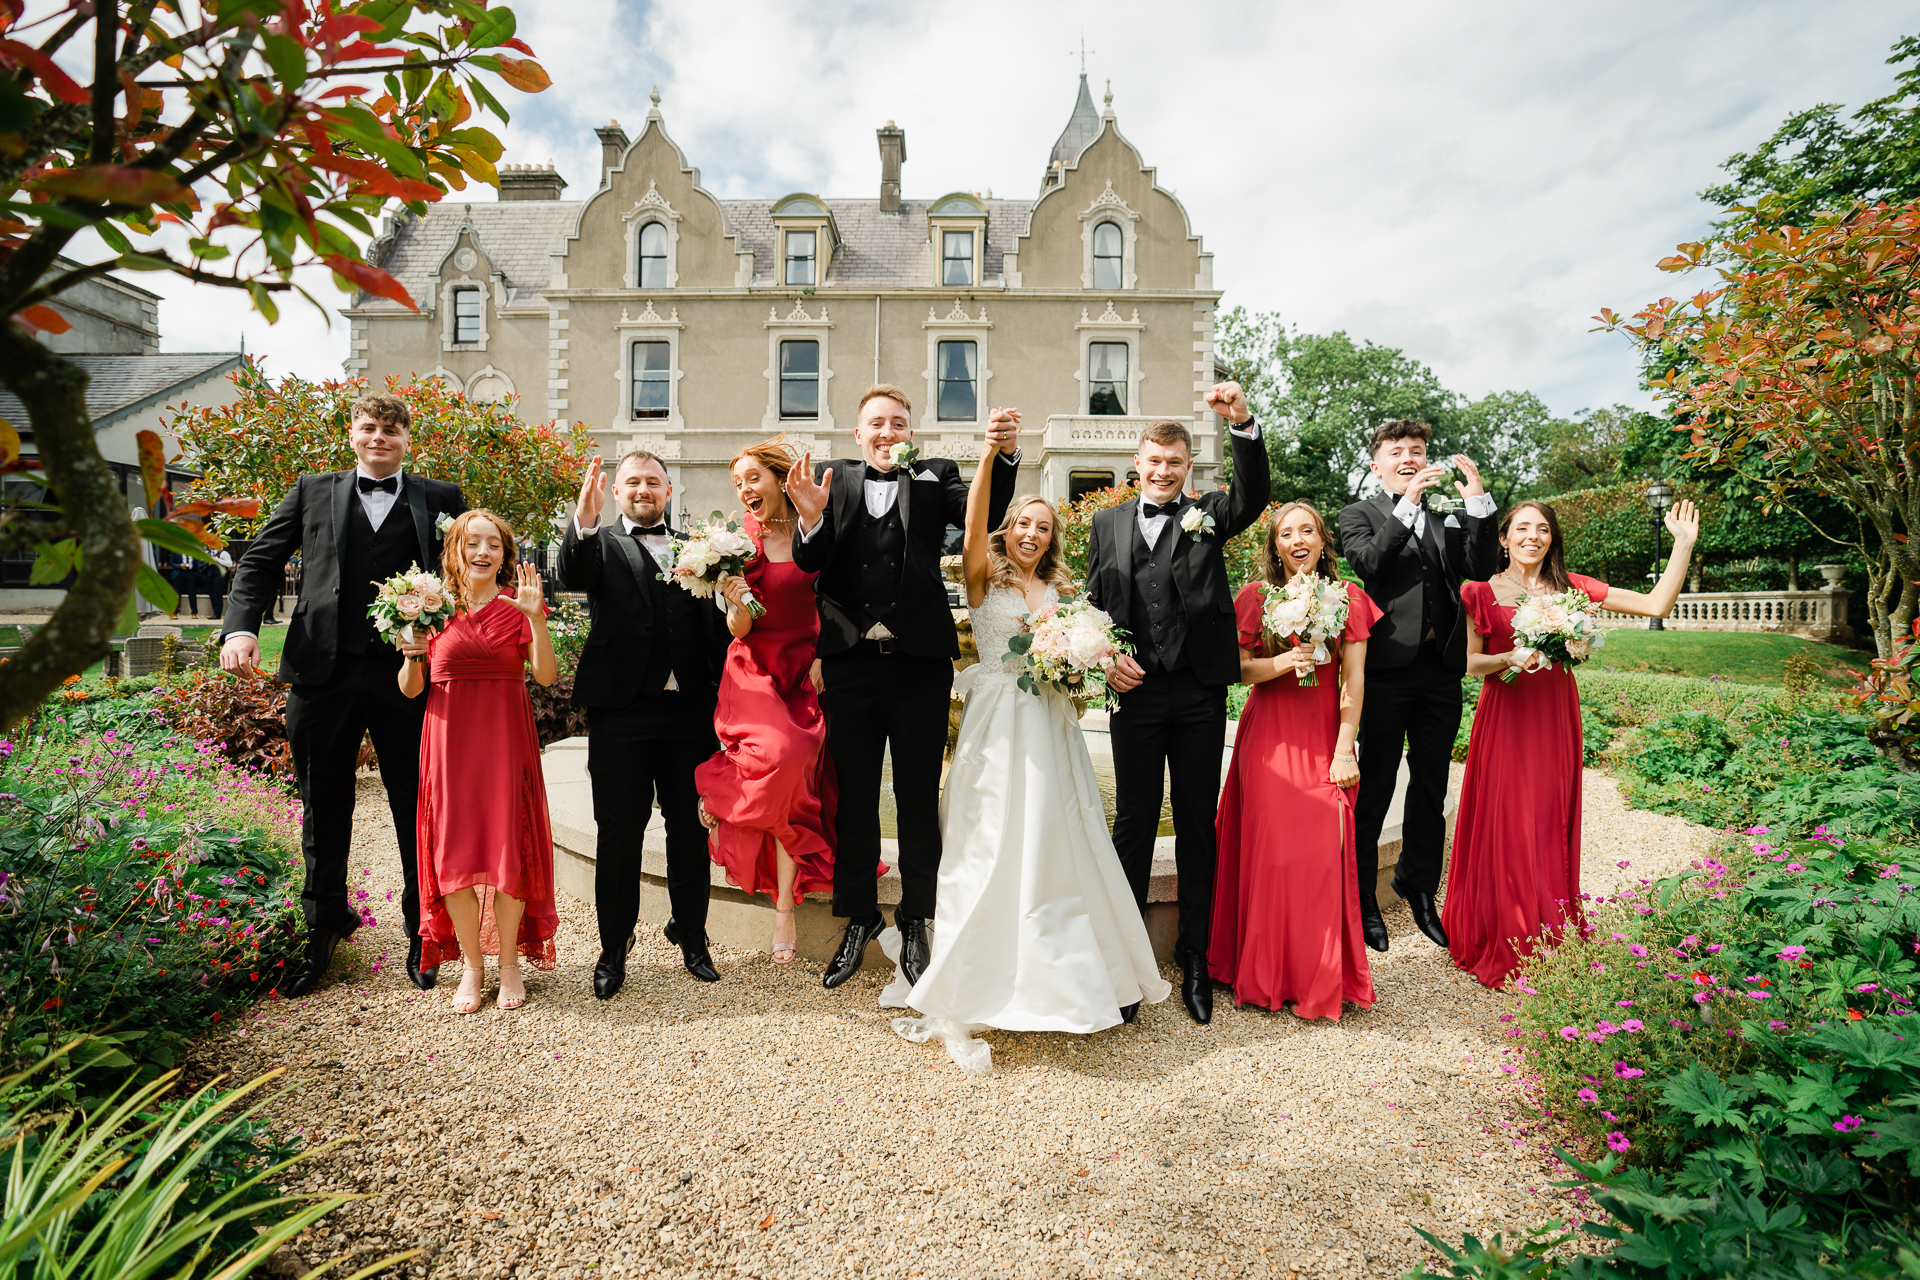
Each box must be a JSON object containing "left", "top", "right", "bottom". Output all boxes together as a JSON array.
[
  {"left": 1535, "top": 404, "right": 1643, "bottom": 494},
  {"left": 1441, "top": 389, "right": 1562, "bottom": 507},
  {"left": 0, "top": 0, "right": 550, "bottom": 732}
]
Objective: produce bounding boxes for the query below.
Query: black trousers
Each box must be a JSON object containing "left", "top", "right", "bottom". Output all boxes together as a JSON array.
[
  {"left": 1108, "top": 665, "right": 1228, "bottom": 957},
  {"left": 587, "top": 692, "right": 718, "bottom": 955},
  {"left": 284, "top": 647, "right": 426, "bottom": 940},
  {"left": 1353, "top": 644, "right": 1463, "bottom": 898},
  {"left": 821, "top": 648, "right": 952, "bottom": 922}
]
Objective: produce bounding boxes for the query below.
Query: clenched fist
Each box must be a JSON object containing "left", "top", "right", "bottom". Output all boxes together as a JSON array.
[{"left": 1204, "top": 382, "right": 1252, "bottom": 426}]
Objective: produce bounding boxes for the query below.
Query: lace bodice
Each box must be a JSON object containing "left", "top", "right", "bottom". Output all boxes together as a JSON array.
[{"left": 968, "top": 584, "right": 1057, "bottom": 679}]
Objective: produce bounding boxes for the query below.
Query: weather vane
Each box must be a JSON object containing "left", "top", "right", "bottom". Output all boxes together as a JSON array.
[{"left": 1070, "top": 33, "right": 1095, "bottom": 74}]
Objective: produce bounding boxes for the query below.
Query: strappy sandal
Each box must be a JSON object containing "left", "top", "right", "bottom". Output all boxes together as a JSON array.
[
  {"left": 771, "top": 907, "right": 797, "bottom": 965},
  {"left": 497, "top": 969, "right": 527, "bottom": 1010},
  {"left": 450, "top": 968, "right": 484, "bottom": 1015}
]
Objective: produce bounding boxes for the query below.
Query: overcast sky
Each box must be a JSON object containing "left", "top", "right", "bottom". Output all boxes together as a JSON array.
[{"left": 137, "top": 0, "right": 1916, "bottom": 421}]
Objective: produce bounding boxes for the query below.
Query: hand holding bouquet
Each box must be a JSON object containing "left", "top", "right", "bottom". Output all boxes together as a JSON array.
[
  {"left": 1503, "top": 588, "right": 1605, "bottom": 683},
  {"left": 671, "top": 513, "right": 764, "bottom": 616},
  {"left": 369, "top": 564, "right": 456, "bottom": 664},
  {"left": 1004, "top": 598, "right": 1132, "bottom": 697},
  {"left": 1260, "top": 573, "right": 1350, "bottom": 687}
]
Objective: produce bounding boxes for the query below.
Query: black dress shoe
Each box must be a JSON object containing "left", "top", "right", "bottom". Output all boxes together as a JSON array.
[
  {"left": 895, "top": 916, "right": 930, "bottom": 987},
  {"left": 282, "top": 925, "right": 351, "bottom": 999},
  {"left": 592, "top": 932, "right": 635, "bottom": 1000},
  {"left": 1393, "top": 878, "right": 1450, "bottom": 949},
  {"left": 663, "top": 918, "right": 720, "bottom": 983},
  {"left": 822, "top": 912, "right": 887, "bottom": 990},
  {"left": 1120, "top": 1002, "right": 1141, "bottom": 1024},
  {"left": 406, "top": 936, "right": 440, "bottom": 991},
  {"left": 1175, "top": 949, "right": 1213, "bottom": 1026},
  {"left": 1358, "top": 893, "right": 1390, "bottom": 954}
]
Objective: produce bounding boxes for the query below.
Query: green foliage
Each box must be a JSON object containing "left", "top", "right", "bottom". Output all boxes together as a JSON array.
[
  {"left": 528, "top": 601, "right": 589, "bottom": 748},
  {"left": 1534, "top": 406, "right": 1645, "bottom": 495},
  {"left": 1853, "top": 618, "right": 1920, "bottom": 765},
  {"left": 152, "top": 669, "right": 294, "bottom": 783}
]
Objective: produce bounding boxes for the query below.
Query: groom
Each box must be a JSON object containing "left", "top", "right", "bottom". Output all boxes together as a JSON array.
[
  {"left": 1086, "top": 384, "right": 1268, "bottom": 1025},
  {"left": 783, "top": 384, "right": 1022, "bottom": 989},
  {"left": 1338, "top": 420, "right": 1496, "bottom": 953}
]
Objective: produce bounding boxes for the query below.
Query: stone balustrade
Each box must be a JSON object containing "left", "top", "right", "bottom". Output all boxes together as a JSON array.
[{"left": 1594, "top": 587, "right": 1852, "bottom": 642}]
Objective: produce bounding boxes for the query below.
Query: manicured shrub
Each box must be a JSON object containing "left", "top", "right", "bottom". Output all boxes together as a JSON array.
[{"left": 152, "top": 668, "right": 295, "bottom": 783}]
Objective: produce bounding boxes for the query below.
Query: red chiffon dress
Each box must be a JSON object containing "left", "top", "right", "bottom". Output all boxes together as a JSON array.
[
  {"left": 415, "top": 595, "right": 559, "bottom": 972},
  {"left": 1441, "top": 573, "right": 1610, "bottom": 987},
  {"left": 1209, "top": 580, "right": 1383, "bottom": 1019},
  {"left": 694, "top": 530, "right": 838, "bottom": 899}
]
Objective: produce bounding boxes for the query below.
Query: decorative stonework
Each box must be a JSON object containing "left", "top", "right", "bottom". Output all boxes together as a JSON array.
[
  {"left": 622, "top": 180, "right": 682, "bottom": 289},
  {"left": 1076, "top": 302, "right": 1144, "bottom": 328},
  {"left": 765, "top": 300, "right": 831, "bottom": 327},
  {"left": 1079, "top": 181, "right": 1141, "bottom": 291},
  {"left": 923, "top": 300, "right": 992, "bottom": 328},
  {"left": 625, "top": 434, "right": 683, "bottom": 459},
  {"left": 617, "top": 301, "right": 682, "bottom": 326}
]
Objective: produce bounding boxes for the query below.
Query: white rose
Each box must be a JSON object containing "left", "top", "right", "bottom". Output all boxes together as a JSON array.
[
  {"left": 1565, "top": 637, "right": 1591, "bottom": 661},
  {"left": 1539, "top": 602, "right": 1571, "bottom": 631},
  {"left": 1267, "top": 597, "right": 1311, "bottom": 636}
]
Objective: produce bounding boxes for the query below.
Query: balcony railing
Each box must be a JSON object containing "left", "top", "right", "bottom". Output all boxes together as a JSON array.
[{"left": 1595, "top": 588, "right": 1852, "bottom": 642}]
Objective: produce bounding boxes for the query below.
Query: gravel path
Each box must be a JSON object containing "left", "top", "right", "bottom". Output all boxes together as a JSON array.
[{"left": 212, "top": 766, "right": 1717, "bottom": 1280}]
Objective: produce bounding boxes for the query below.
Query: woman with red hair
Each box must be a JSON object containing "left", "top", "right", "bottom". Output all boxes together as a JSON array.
[{"left": 399, "top": 509, "right": 560, "bottom": 1013}]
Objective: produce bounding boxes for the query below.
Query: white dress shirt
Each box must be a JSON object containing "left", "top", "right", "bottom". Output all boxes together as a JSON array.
[
  {"left": 575, "top": 511, "right": 679, "bottom": 689},
  {"left": 356, "top": 466, "right": 405, "bottom": 530},
  {"left": 1392, "top": 490, "right": 1497, "bottom": 540},
  {"left": 1135, "top": 417, "right": 1260, "bottom": 551}
]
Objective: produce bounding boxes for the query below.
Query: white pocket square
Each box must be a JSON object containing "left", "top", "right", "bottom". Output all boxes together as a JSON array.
[
  {"left": 1444, "top": 514, "right": 1461, "bottom": 529},
  {"left": 913, "top": 469, "right": 937, "bottom": 481}
]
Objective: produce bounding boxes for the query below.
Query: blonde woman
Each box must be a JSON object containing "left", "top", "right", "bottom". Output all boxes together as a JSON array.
[
  {"left": 891, "top": 421, "right": 1169, "bottom": 1073},
  {"left": 398, "top": 510, "right": 559, "bottom": 1014}
]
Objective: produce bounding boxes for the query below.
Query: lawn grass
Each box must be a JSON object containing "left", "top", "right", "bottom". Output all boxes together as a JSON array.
[
  {"left": 1584, "top": 627, "right": 1866, "bottom": 687},
  {"left": 0, "top": 623, "right": 289, "bottom": 680}
]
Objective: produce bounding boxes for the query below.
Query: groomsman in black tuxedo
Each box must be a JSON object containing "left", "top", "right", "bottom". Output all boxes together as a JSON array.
[
  {"left": 557, "top": 450, "right": 732, "bottom": 997},
  {"left": 1338, "top": 420, "right": 1497, "bottom": 952},
  {"left": 220, "top": 394, "right": 466, "bottom": 997},
  {"left": 1084, "top": 385, "right": 1269, "bottom": 1025},
  {"left": 782, "top": 385, "right": 1022, "bottom": 989}
]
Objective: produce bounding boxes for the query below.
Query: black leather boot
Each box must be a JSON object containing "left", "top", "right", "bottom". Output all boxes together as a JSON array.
[
  {"left": 592, "top": 931, "right": 635, "bottom": 1000},
  {"left": 406, "top": 936, "right": 440, "bottom": 990}
]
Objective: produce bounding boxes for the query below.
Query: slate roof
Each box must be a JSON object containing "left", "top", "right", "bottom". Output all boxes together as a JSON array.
[
  {"left": 367, "top": 200, "right": 583, "bottom": 312},
  {"left": 1048, "top": 75, "right": 1102, "bottom": 178},
  {"left": 0, "top": 352, "right": 242, "bottom": 439}
]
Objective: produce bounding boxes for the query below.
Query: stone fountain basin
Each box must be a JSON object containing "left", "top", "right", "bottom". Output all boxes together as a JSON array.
[{"left": 542, "top": 716, "right": 1453, "bottom": 967}]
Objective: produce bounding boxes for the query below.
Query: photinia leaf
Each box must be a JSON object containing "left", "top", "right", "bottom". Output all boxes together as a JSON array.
[
  {"left": 0, "top": 37, "right": 88, "bottom": 103},
  {"left": 135, "top": 428, "right": 168, "bottom": 509},
  {"left": 28, "top": 538, "right": 78, "bottom": 586},
  {"left": 0, "top": 416, "right": 17, "bottom": 464},
  {"left": 33, "top": 165, "right": 190, "bottom": 205},
  {"left": 491, "top": 55, "right": 551, "bottom": 94},
  {"left": 17, "top": 303, "right": 70, "bottom": 334}
]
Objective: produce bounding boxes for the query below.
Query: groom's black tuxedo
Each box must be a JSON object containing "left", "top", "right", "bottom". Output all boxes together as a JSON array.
[
  {"left": 1084, "top": 425, "right": 1270, "bottom": 959},
  {"left": 221, "top": 469, "right": 465, "bottom": 946},
  {"left": 1338, "top": 489, "right": 1498, "bottom": 901},
  {"left": 794, "top": 450, "right": 1020, "bottom": 925}
]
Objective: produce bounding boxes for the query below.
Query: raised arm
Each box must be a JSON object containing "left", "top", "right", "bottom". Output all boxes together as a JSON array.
[
  {"left": 785, "top": 452, "right": 836, "bottom": 573},
  {"left": 961, "top": 434, "right": 1004, "bottom": 608},
  {"left": 1597, "top": 500, "right": 1700, "bottom": 618},
  {"left": 1204, "top": 383, "right": 1270, "bottom": 539}
]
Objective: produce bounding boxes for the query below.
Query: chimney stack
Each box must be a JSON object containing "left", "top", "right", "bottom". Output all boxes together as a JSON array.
[
  {"left": 595, "top": 120, "right": 629, "bottom": 183},
  {"left": 876, "top": 121, "right": 906, "bottom": 213},
  {"left": 498, "top": 163, "right": 568, "bottom": 201}
]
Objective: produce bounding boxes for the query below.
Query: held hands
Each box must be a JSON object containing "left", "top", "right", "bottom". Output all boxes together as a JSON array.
[
  {"left": 1107, "top": 652, "right": 1146, "bottom": 693},
  {"left": 782, "top": 449, "right": 832, "bottom": 527},
  {"left": 574, "top": 455, "right": 606, "bottom": 529},
  {"left": 983, "top": 407, "right": 1021, "bottom": 456},
  {"left": 1664, "top": 498, "right": 1700, "bottom": 547},
  {"left": 219, "top": 634, "right": 260, "bottom": 674},
  {"left": 1203, "top": 381, "right": 1253, "bottom": 425},
  {"left": 510, "top": 562, "right": 546, "bottom": 619},
  {"left": 810, "top": 658, "right": 825, "bottom": 694}
]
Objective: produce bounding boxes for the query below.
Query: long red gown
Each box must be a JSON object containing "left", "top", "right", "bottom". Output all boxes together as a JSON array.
[
  {"left": 1441, "top": 573, "right": 1610, "bottom": 987},
  {"left": 1209, "top": 580, "right": 1382, "bottom": 1019},
  {"left": 694, "top": 533, "right": 837, "bottom": 898},
  {"left": 415, "top": 595, "right": 558, "bottom": 972}
]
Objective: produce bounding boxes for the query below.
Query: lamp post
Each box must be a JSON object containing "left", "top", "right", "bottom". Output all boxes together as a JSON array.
[{"left": 1645, "top": 478, "right": 1673, "bottom": 632}]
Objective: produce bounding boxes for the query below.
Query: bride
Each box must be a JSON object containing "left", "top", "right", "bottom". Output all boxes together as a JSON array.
[{"left": 888, "top": 417, "right": 1170, "bottom": 1073}]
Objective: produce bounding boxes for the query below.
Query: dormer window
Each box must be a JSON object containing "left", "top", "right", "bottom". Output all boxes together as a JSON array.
[
  {"left": 942, "top": 231, "right": 974, "bottom": 286},
  {"left": 638, "top": 222, "right": 669, "bottom": 289},
  {"left": 784, "top": 230, "right": 816, "bottom": 286},
  {"left": 452, "top": 288, "right": 484, "bottom": 344},
  {"left": 1092, "top": 221, "right": 1123, "bottom": 290}
]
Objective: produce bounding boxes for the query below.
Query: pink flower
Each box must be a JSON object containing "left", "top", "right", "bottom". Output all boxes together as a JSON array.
[
  {"left": 1621, "top": 1019, "right": 1644, "bottom": 1032},
  {"left": 1613, "top": 1063, "right": 1644, "bottom": 1079},
  {"left": 1746, "top": 990, "right": 1771, "bottom": 1000},
  {"left": 1833, "top": 1116, "right": 1863, "bottom": 1133},
  {"left": 1605, "top": 1132, "right": 1631, "bottom": 1153},
  {"left": 1778, "top": 945, "right": 1807, "bottom": 961},
  {"left": 1768, "top": 1021, "right": 1788, "bottom": 1031},
  {"left": 1628, "top": 943, "right": 1648, "bottom": 958},
  {"left": 1576, "top": 1088, "right": 1598, "bottom": 1104},
  {"left": 1559, "top": 1026, "right": 1579, "bottom": 1041},
  {"left": 1858, "top": 984, "right": 1880, "bottom": 993}
]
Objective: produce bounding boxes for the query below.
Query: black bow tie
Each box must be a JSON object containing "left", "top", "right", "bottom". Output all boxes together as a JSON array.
[
  {"left": 864, "top": 467, "right": 900, "bottom": 484},
  {"left": 357, "top": 475, "right": 397, "bottom": 495},
  {"left": 1141, "top": 500, "right": 1180, "bottom": 519},
  {"left": 630, "top": 523, "right": 669, "bottom": 539}
]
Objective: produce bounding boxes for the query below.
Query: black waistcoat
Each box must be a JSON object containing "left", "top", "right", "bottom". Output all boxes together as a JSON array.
[
  {"left": 1414, "top": 515, "right": 1456, "bottom": 645},
  {"left": 1128, "top": 518, "right": 1189, "bottom": 675},
  {"left": 340, "top": 494, "right": 421, "bottom": 655},
  {"left": 637, "top": 541, "right": 711, "bottom": 697},
  {"left": 843, "top": 499, "right": 906, "bottom": 631}
]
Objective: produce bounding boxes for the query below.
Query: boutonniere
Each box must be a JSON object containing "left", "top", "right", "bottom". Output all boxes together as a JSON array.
[
  {"left": 889, "top": 439, "right": 921, "bottom": 470},
  {"left": 434, "top": 512, "right": 455, "bottom": 535},
  {"left": 1425, "top": 493, "right": 1462, "bottom": 515},
  {"left": 1180, "top": 505, "right": 1216, "bottom": 538}
]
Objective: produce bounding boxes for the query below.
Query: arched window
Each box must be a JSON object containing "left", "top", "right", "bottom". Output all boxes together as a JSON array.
[
  {"left": 638, "top": 222, "right": 669, "bottom": 289},
  {"left": 1091, "top": 221, "right": 1123, "bottom": 290}
]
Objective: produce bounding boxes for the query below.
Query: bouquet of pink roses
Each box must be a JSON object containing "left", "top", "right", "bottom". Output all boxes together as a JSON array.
[
  {"left": 1503, "top": 587, "right": 1605, "bottom": 683},
  {"left": 368, "top": 564, "right": 456, "bottom": 663},
  {"left": 1004, "top": 598, "right": 1132, "bottom": 697}
]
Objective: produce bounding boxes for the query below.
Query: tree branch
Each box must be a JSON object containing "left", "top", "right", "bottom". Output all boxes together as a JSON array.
[{"left": 91, "top": 1, "right": 119, "bottom": 166}]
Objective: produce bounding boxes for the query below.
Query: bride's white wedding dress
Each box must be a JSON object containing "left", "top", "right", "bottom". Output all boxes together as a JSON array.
[{"left": 887, "top": 583, "right": 1170, "bottom": 1073}]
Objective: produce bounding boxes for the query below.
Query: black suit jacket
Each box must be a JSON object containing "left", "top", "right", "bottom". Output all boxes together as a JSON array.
[
  {"left": 792, "top": 453, "right": 1019, "bottom": 658},
  {"left": 1083, "top": 424, "right": 1272, "bottom": 687},
  {"left": 1337, "top": 491, "right": 1497, "bottom": 672},
  {"left": 553, "top": 520, "right": 731, "bottom": 710},
  {"left": 221, "top": 470, "right": 466, "bottom": 687}
]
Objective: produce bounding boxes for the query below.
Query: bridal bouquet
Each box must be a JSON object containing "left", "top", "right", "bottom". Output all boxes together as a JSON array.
[
  {"left": 1004, "top": 598, "right": 1131, "bottom": 697},
  {"left": 1260, "top": 572, "right": 1350, "bottom": 687},
  {"left": 368, "top": 564, "right": 456, "bottom": 663},
  {"left": 1504, "top": 588, "right": 1605, "bottom": 683},
  {"left": 670, "top": 513, "right": 764, "bottom": 616}
]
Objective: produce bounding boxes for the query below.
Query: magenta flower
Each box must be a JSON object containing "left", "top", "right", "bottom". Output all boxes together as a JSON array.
[
  {"left": 1628, "top": 944, "right": 1648, "bottom": 958},
  {"left": 1768, "top": 1020, "right": 1788, "bottom": 1031},
  {"left": 1576, "top": 1088, "right": 1598, "bottom": 1104},
  {"left": 1559, "top": 1026, "right": 1579, "bottom": 1041},
  {"left": 1858, "top": 984, "right": 1880, "bottom": 993},
  {"left": 1621, "top": 1019, "right": 1644, "bottom": 1032},
  {"left": 1778, "top": 945, "right": 1807, "bottom": 961},
  {"left": 1613, "top": 1063, "right": 1644, "bottom": 1079},
  {"left": 1605, "top": 1132, "right": 1631, "bottom": 1153},
  {"left": 1616, "top": 999, "right": 1635, "bottom": 1008},
  {"left": 1833, "top": 1116, "right": 1863, "bottom": 1133},
  {"left": 1746, "top": 990, "right": 1772, "bottom": 1000}
]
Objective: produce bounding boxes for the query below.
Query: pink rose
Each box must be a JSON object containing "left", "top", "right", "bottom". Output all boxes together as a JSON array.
[
  {"left": 395, "top": 593, "right": 424, "bottom": 620},
  {"left": 1565, "top": 637, "right": 1590, "bottom": 660}
]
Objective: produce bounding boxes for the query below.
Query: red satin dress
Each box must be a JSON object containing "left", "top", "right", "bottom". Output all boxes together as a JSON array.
[
  {"left": 416, "top": 595, "right": 558, "bottom": 971},
  {"left": 1209, "top": 580, "right": 1383, "bottom": 1019},
  {"left": 694, "top": 534, "right": 838, "bottom": 898},
  {"left": 1441, "top": 573, "right": 1610, "bottom": 987}
]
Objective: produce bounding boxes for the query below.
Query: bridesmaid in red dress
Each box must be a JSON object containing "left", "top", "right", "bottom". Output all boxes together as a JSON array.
[
  {"left": 695, "top": 438, "right": 836, "bottom": 964},
  {"left": 1210, "top": 502, "right": 1383, "bottom": 1019},
  {"left": 399, "top": 510, "right": 560, "bottom": 1014},
  {"left": 1443, "top": 497, "right": 1699, "bottom": 987}
]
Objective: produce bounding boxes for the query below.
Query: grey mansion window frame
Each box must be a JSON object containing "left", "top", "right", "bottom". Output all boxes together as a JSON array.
[
  {"left": 1088, "top": 340, "right": 1129, "bottom": 415},
  {"left": 779, "top": 338, "right": 821, "bottom": 418},
  {"left": 935, "top": 339, "right": 978, "bottom": 421},
  {"left": 630, "top": 339, "right": 672, "bottom": 419},
  {"left": 452, "top": 287, "right": 484, "bottom": 344}
]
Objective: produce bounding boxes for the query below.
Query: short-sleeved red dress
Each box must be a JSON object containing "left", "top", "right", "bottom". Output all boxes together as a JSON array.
[
  {"left": 415, "top": 595, "right": 559, "bottom": 971},
  {"left": 1441, "top": 573, "right": 1610, "bottom": 987},
  {"left": 1209, "top": 579, "right": 1383, "bottom": 1019}
]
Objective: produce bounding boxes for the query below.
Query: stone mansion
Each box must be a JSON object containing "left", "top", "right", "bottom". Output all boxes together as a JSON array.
[{"left": 343, "top": 75, "right": 1228, "bottom": 525}]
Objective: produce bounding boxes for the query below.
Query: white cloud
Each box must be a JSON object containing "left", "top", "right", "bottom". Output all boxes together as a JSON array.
[{"left": 133, "top": 0, "right": 1915, "bottom": 416}]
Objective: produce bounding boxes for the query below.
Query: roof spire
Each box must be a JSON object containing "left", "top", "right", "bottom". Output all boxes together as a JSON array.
[
  {"left": 647, "top": 86, "right": 662, "bottom": 121},
  {"left": 1042, "top": 70, "right": 1102, "bottom": 192},
  {"left": 1102, "top": 79, "right": 1114, "bottom": 121}
]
